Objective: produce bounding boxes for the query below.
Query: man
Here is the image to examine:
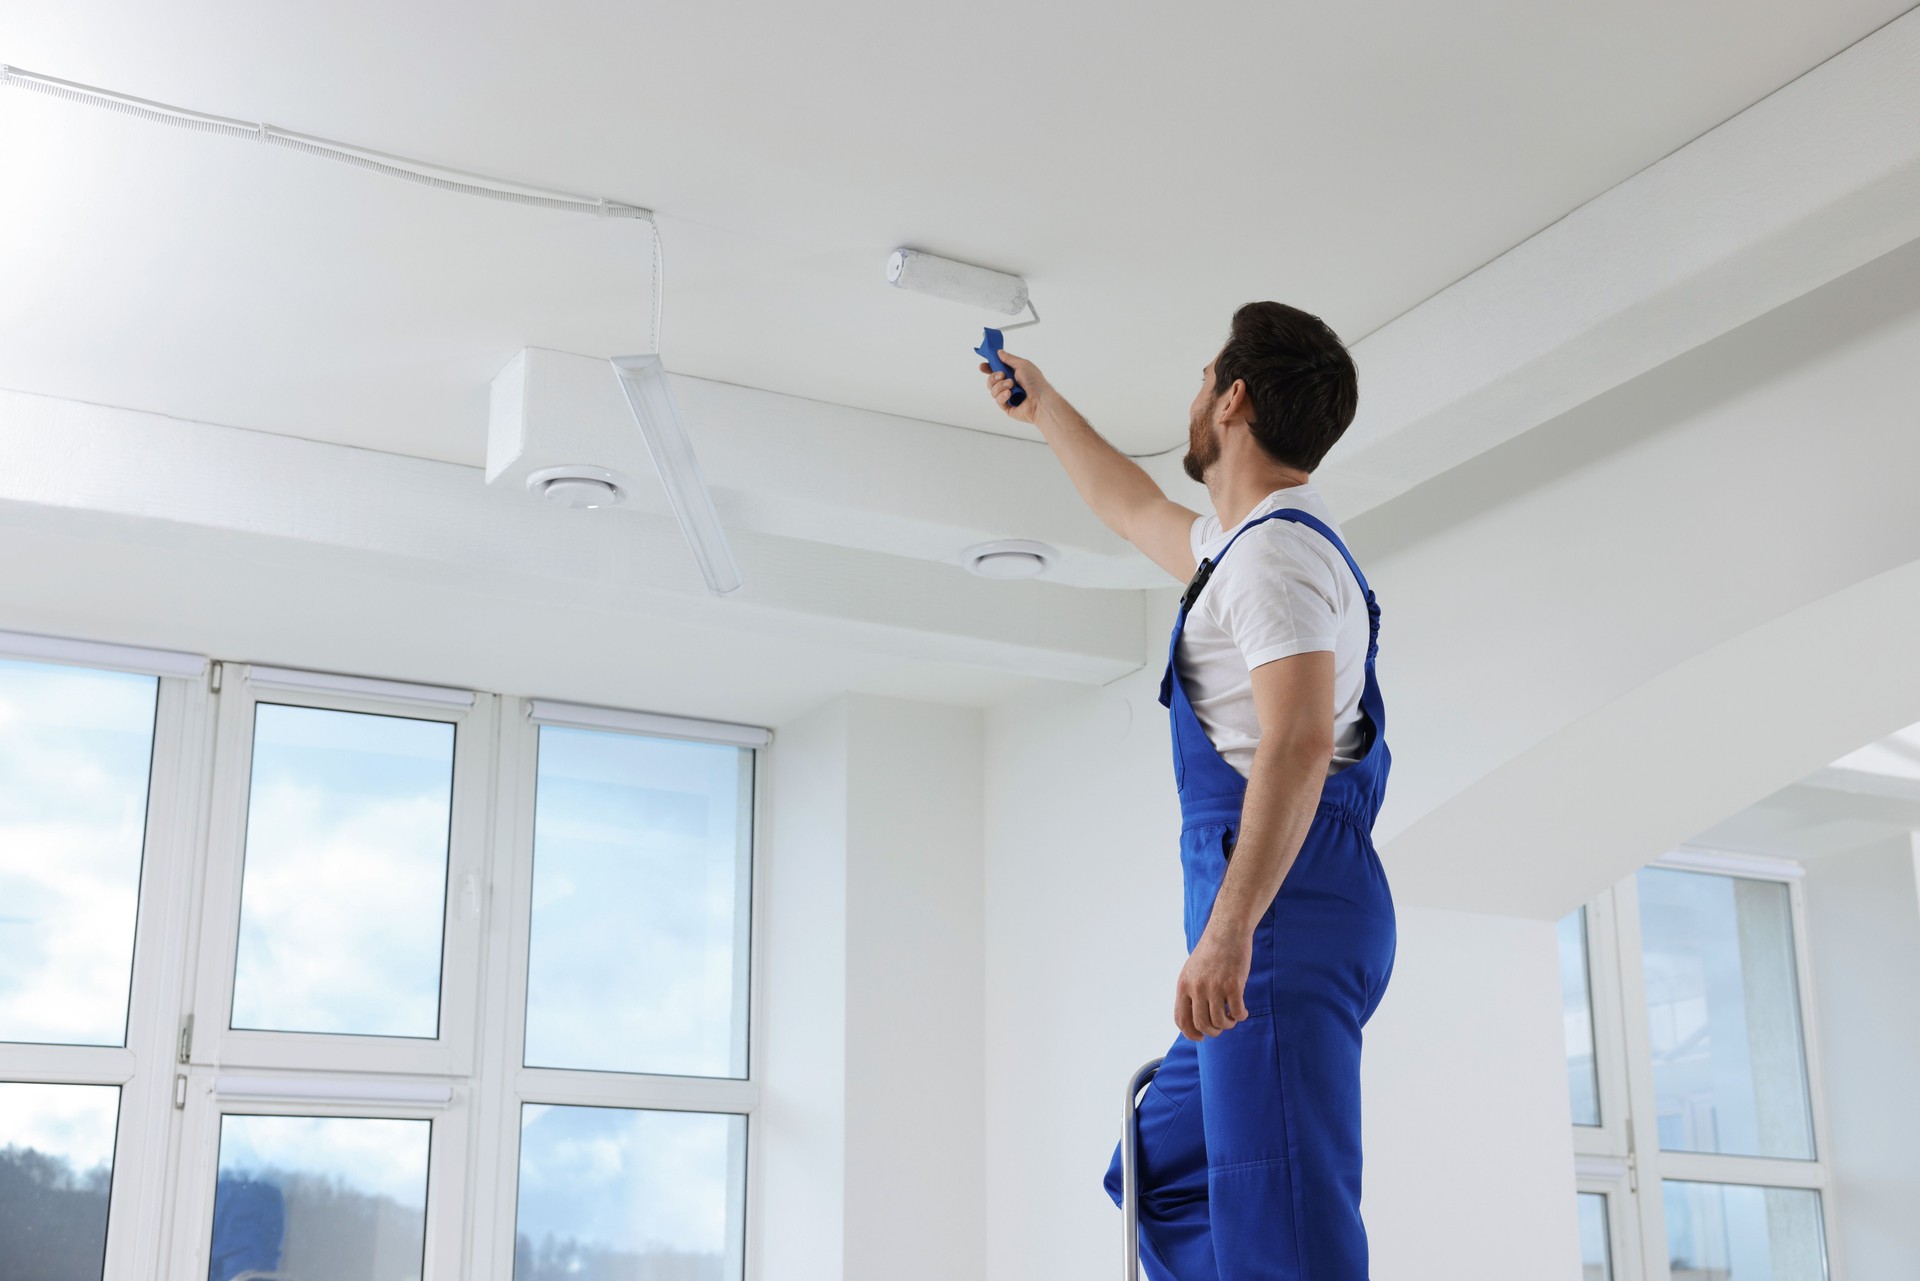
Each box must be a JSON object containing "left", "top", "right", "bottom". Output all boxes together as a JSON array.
[{"left": 982, "top": 302, "right": 1395, "bottom": 1280}]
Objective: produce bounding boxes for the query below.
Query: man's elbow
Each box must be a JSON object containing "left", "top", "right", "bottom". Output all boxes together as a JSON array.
[{"left": 1258, "top": 728, "right": 1336, "bottom": 777}]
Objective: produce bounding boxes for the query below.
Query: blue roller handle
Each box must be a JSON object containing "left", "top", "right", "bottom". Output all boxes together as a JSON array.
[{"left": 975, "top": 328, "right": 1026, "bottom": 408}]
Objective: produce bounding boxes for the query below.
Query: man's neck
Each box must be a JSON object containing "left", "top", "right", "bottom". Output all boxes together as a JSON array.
[{"left": 1209, "top": 465, "right": 1312, "bottom": 531}]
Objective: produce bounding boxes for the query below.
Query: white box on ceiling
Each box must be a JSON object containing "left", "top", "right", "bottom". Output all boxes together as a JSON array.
[{"left": 485, "top": 347, "right": 655, "bottom": 492}]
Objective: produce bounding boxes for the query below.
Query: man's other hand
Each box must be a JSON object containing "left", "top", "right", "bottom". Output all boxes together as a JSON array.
[
  {"left": 980, "top": 349, "right": 1048, "bottom": 424},
  {"left": 1174, "top": 924, "right": 1253, "bottom": 1041}
]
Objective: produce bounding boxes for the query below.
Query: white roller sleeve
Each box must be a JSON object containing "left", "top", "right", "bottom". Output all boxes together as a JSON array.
[{"left": 886, "top": 249, "right": 1029, "bottom": 316}]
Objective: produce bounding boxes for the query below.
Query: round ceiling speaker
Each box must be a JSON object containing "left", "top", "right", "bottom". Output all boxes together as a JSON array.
[
  {"left": 527, "top": 465, "right": 632, "bottom": 510},
  {"left": 963, "top": 539, "right": 1055, "bottom": 580}
]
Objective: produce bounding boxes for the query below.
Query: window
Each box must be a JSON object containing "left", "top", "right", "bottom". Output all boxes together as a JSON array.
[
  {"left": 1579, "top": 1190, "right": 1615, "bottom": 1281},
  {"left": 512, "top": 1104, "right": 748, "bottom": 1279},
  {"left": 230, "top": 704, "right": 457, "bottom": 1039},
  {"left": 484, "top": 714, "right": 757, "bottom": 1281},
  {"left": 0, "top": 1081, "right": 121, "bottom": 1276},
  {"left": 0, "top": 640, "right": 765, "bottom": 1281},
  {"left": 1559, "top": 853, "right": 1834, "bottom": 1281},
  {"left": 1561, "top": 907, "right": 1601, "bottom": 1127},
  {"left": 0, "top": 658, "right": 157, "bottom": 1047},
  {"left": 0, "top": 653, "right": 183, "bottom": 1276},
  {"left": 522, "top": 726, "right": 753, "bottom": 1078},
  {"left": 209, "top": 1113, "right": 432, "bottom": 1278}
]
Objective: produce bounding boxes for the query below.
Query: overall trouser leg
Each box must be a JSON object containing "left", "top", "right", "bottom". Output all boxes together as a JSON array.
[
  {"left": 1106, "top": 812, "right": 1394, "bottom": 1281},
  {"left": 1105, "top": 1035, "right": 1217, "bottom": 1281}
]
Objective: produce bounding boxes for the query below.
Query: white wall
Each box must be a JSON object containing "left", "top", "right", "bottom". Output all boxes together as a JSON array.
[
  {"left": 760, "top": 698, "right": 850, "bottom": 1281},
  {"left": 983, "top": 660, "right": 1580, "bottom": 1280},
  {"left": 759, "top": 695, "right": 985, "bottom": 1281},
  {"left": 842, "top": 697, "right": 985, "bottom": 1281},
  {"left": 1801, "top": 835, "right": 1920, "bottom": 1277},
  {"left": 1360, "top": 906, "right": 1580, "bottom": 1279}
]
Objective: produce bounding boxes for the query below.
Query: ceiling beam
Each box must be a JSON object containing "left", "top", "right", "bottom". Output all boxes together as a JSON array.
[
  {"left": 489, "top": 347, "right": 1170, "bottom": 589},
  {"left": 0, "top": 387, "right": 1146, "bottom": 685},
  {"left": 1307, "top": 7, "right": 1920, "bottom": 515}
]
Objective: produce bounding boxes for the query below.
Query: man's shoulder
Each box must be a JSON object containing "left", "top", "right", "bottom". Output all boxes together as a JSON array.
[{"left": 1226, "top": 512, "right": 1344, "bottom": 570}]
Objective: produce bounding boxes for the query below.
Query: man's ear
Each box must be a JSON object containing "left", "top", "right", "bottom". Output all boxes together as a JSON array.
[{"left": 1215, "top": 377, "right": 1251, "bottom": 428}]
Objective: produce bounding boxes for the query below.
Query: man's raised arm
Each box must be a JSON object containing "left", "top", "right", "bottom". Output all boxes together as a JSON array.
[{"left": 983, "top": 350, "right": 1200, "bottom": 581}]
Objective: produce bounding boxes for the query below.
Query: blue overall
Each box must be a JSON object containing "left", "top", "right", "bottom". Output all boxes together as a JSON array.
[{"left": 1104, "top": 509, "right": 1397, "bottom": 1280}]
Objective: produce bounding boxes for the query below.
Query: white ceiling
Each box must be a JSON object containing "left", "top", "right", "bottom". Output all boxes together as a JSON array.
[
  {"left": 1695, "top": 716, "right": 1920, "bottom": 862},
  {"left": 1, "top": 0, "right": 1908, "bottom": 463}
]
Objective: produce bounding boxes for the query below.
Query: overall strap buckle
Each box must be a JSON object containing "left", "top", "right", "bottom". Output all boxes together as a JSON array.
[{"left": 1180, "top": 557, "right": 1216, "bottom": 613}]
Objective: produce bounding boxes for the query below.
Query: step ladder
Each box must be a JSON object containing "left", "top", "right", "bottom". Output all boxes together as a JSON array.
[{"left": 1121, "top": 1056, "right": 1164, "bottom": 1280}]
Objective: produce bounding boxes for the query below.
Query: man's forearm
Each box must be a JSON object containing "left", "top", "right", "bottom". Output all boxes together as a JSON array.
[
  {"left": 1029, "top": 391, "right": 1167, "bottom": 544},
  {"left": 1206, "top": 738, "right": 1331, "bottom": 937}
]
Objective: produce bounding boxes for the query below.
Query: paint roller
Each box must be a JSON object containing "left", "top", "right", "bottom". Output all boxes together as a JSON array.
[{"left": 885, "top": 248, "right": 1040, "bottom": 406}]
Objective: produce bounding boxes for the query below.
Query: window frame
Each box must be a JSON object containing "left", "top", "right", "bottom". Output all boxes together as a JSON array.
[
  {"left": 0, "top": 638, "right": 770, "bottom": 1281},
  {"left": 184, "top": 667, "right": 495, "bottom": 1078},
  {"left": 1574, "top": 1158, "right": 1640, "bottom": 1281},
  {"left": 164, "top": 1081, "right": 471, "bottom": 1280},
  {"left": 0, "top": 642, "right": 213, "bottom": 1281},
  {"left": 1572, "top": 892, "right": 1634, "bottom": 1160},
  {"left": 470, "top": 699, "right": 765, "bottom": 1281},
  {"left": 1572, "top": 847, "right": 1843, "bottom": 1281}
]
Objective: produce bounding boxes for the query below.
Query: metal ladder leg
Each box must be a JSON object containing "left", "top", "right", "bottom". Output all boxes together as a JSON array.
[{"left": 1122, "top": 1056, "right": 1164, "bottom": 1281}]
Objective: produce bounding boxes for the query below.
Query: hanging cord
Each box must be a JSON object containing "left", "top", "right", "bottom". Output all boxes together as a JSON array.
[
  {"left": 0, "top": 65, "right": 653, "bottom": 220},
  {"left": 2, "top": 63, "right": 667, "bottom": 353},
  {"left": 649, "top": 218, "right": 665, "bottom": 356}
]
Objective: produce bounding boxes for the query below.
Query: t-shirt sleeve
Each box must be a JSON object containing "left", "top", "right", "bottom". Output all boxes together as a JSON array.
[
  {"left": 1203, "top": 527, "right": 1341, "bottom": 671},
  {"left": 1190, "top": 513, "right": 1218, "bottom": 564}
]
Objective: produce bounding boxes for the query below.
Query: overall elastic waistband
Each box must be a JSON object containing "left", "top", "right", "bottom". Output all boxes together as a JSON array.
[{"left": 1179, "top": 793, "right": 1374, "bottom": 833}]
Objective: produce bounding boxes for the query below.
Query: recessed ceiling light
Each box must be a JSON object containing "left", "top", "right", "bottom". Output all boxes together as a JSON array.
[
  {"left": 964, "top": 539, "right": 1055, "bottom": 580},
  {"left": 527, "top": 465, "right": 631, "bottom": 509}
]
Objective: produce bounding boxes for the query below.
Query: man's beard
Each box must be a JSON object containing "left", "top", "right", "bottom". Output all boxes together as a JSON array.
[{"left": 1182, "top": 405, "right": 1219, "bottom": 484}]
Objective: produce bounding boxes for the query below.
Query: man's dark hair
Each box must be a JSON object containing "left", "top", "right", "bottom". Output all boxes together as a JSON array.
[{"left": 1212, "top": 302, "right": 1358, "bottom": 472}]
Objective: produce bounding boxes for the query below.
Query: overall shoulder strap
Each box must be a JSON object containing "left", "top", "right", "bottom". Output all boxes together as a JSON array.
[{"left": 1179, "top": 508, "right": 1381, "bottom": 661}]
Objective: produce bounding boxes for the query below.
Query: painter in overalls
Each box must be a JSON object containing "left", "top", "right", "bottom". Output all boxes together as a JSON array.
[{"left": 983, "top": 301, "right": 1396, "bottom": 1279}]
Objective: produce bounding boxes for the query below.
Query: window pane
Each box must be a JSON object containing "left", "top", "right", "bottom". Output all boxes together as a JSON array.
[
  {"left": 514, "top": 1104, "right": 745, "bottom": 1281},
  {"left": 1664, "top": 1181, "right": 1826, "bottom": 1281},
  {"left": 1558, "top": 908, "right": 1601, "bottom": 1126},
  {"left": 524, "top": 729, "right": 752, "bottom": 1077},
  {"left": 1637, "top": 868, "right": 1814, "bottom": 1159},
  {"left": 210, "top": 1114, "right": 429, "bottom": 1281},
  {"left": 1577, "top": 1192, "right": 1613, "bottom": 1281},
  {"left": 0, "top": 660, "right": 157, "bottom": 1046},
  {"left": 0, "top": 1082, "right": 119, "bottom": 1279},
  {"left": 232, "top": 705, "right": 454, "bottom": 1037}
]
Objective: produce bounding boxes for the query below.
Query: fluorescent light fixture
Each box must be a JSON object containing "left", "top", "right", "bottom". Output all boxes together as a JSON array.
[{"left": 611, "top": 354, "right": 743, "bottom": 596}]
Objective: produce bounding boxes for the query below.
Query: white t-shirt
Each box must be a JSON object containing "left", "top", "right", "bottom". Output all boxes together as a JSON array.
[{"left": 1178, "top": 484, "right": 1370, "bottom": 778}]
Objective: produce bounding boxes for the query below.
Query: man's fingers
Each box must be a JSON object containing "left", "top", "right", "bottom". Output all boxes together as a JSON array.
[
  {"left": 1174, "top": 993, "right": 1198, "bottom": 1042},
  {"left": 1228, "top": 989, "right": 1249, "bottom": 1022},
  {"left": 1194, "top": 989, "right": 1220, "bottom": 1038}
]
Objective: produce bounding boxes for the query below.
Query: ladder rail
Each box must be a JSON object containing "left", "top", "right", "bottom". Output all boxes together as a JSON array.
[{"left": 1121, "top": 1056, "right": 1164, "bottom": 1281}]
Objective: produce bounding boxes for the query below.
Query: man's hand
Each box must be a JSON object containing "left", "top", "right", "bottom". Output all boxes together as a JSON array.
[
  {"left": 1174, "top": 922, "right": 1253, "bottom": 1041},
  {"left": 980, "top": 349, "right": 1051, "bottom": 424}
]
